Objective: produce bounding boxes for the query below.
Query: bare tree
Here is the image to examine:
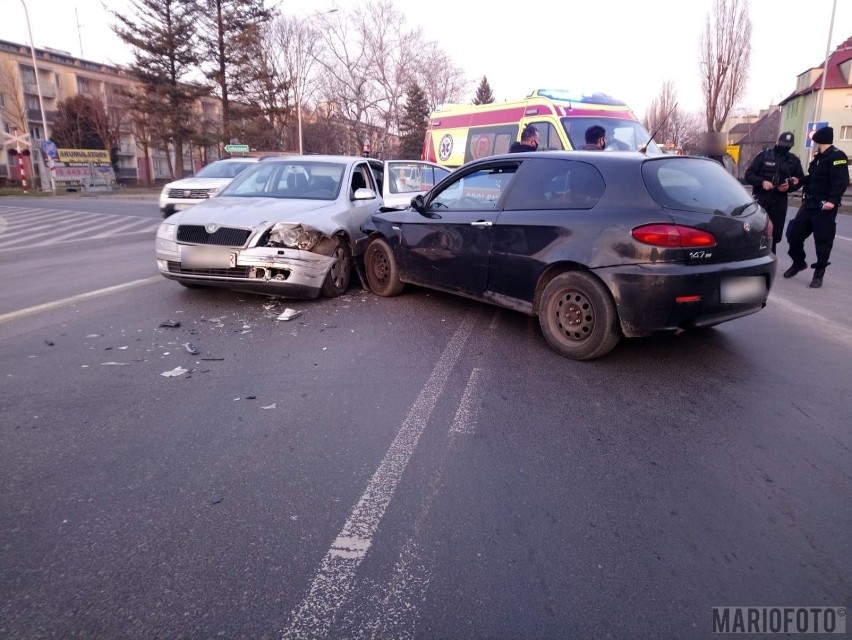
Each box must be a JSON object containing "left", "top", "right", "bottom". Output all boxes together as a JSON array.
[
  {"left": 0, "top": 60, "right": 28, "bottom": 133},
  {"left": 311, "top": 7, "right": 384, "bottom": 152},
  {"left": 411, "top": 42, "right": 468, "bottom": 112},
  {"left": 699, "top": 0, "right": 752, "bottom": 132},
  {"left": 643, "top": 80, "right": 679, "bottom": 144},
  {"left": 361, "top": 1, "right": 421, "bottom": 137},
  {"left": 677, "top": 111, "right": 704, "bottom": 153}
]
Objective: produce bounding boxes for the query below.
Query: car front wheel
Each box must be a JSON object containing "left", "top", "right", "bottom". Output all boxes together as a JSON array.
[
  {"left": 538, "top": 271, "right": 620, "bottom": 360},
  {"left": 318, "top": 237, "right": 351, "bottom": 298},
  {"left": 364, "top": 237, "right": 404, "bottom": 297}
]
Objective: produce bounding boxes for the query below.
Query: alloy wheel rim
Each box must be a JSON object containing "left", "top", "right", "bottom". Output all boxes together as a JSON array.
[{"left": 329, "top": 246, "right": 349, "bottom": 287}]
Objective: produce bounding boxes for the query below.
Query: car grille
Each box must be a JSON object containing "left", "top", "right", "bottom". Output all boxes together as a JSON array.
[
  {"left": 177, "top": 225, "right": 251, "bottom": 247},
  {"left": 167, "top": 261, "right": 251, "bottom": 278},
  {"left": 168, "top": 188, "right": 211, "bottom": 199}
]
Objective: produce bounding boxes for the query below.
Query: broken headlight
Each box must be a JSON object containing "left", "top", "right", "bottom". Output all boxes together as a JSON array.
[{"left": 266, "top": 223, "right": 322, "bottom": 251}]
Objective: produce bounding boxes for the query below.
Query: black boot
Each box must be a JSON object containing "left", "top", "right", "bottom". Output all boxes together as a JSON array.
[
  {"left": 809, "top": 269, "right": 825, "bottom": 288},
  {"left": 783, "top": 263, "right": 806, "bottom": 278}
]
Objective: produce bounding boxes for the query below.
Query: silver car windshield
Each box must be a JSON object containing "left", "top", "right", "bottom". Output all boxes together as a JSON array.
[
  {"left": 220, "top": 162, "right": 345, "bottom": 200},
  {"left": 193, "top": 161, "right": 256, "bottom": 179}
]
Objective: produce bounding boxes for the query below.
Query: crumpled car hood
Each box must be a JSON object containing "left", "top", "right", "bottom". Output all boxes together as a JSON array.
[{"left": 170, "top": 196, "right": 338, "bottom": 229}]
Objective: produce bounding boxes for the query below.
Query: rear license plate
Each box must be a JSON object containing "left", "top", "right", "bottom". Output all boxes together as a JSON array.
[
  {"left": 720, "top": 276, "right": 766, "bottom": 303},
  {"left": 181, "top": 246, "right": 236, "bottom": 268}
]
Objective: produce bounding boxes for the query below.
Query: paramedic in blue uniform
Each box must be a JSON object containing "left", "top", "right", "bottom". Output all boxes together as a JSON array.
[
  {"left": 783, "top": 126, "right": 850, "bottom": 288},
  {"left": 743, "top": 131, "right": 805, "bottom": 253}
]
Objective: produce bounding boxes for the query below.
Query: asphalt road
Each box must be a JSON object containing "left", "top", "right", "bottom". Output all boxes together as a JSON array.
[{"left": 1, "top": 197, "right": 850, "bottom": 639}]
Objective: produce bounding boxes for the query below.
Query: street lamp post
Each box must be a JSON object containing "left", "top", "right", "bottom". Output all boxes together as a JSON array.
[
  {"left": 20, "top": 0, "right": 55, "bottom": 194},
  {"left": 295, "top": 8, "right": 337, "bottom": 155},
  {"left": 813, "top": 0, "right": 837, "bottom": 124}
]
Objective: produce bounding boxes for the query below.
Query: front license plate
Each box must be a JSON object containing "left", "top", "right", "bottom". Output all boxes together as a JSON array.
[
  {"left": 181, "top": 246, "right": 236, "bottom": 268},
  {"left": 720, "top": 276, "right": 766, "bottom": 303}
]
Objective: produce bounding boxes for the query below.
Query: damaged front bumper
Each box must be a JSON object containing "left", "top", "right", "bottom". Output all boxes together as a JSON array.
[{"left": 156, "top": 239, "right": 335, "bottom": 298}]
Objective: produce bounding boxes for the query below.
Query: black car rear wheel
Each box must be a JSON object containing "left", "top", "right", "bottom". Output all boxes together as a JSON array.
[
  {"left": 318, "top": 237, "right": 351, "bottom": 298},
  {"left": 364, "top": 237, "right": 404, "bottom": 297},
  {"left": 539, "top": 271, "right": 620, "bottom": 360}
]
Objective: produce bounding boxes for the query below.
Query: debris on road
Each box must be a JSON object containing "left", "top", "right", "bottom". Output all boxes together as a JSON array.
[
  {"left": 183, "top": 343, "right": 199, "bottom": 355},
  {"left": 86, "top": 333, "right": 100, "bottom": 338},
  {"left": 200, "top": 357, "right": 225, "bottom": 361},
  {"left": 158, "top": 320, "right": 181, "bottom": 328},
  {"left": 44, "top": 340, "right": 55, "bottom": 346},
  {"left": 245, "top": 395, "right": 256, "bottom": 400},
  {"left": 101, "top": 362, "right": 131, "bottom": 366},
  {"left": 207, "top": 317, "right": 221, "bottom": 323},
  {"left": 211, "top": 494, "right": 223, "bottom": 505},
  {"left": 276, "top": 308, "right": 303, "bottom": 322},
  {"left": 161, "top": 366, "right": 189, "bottom": 377},
  {"left": 261, "top": 403, "right": 277, "bottom": 410}
]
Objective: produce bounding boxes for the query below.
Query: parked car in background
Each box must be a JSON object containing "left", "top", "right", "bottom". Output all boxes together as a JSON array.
[
  {"left": 361, "top": 152, "right": 776, "bottom": 360},
  {"left": 159, "top": 157, "right": 260, "bottom": 217},
  {"left": 380, "top": 161, "right": 450, "bottom": 209}
]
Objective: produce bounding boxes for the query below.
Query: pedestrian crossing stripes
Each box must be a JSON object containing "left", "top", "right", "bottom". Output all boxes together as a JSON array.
[{"left": 0, "top": 205, "right": 160, "bottom": 250}]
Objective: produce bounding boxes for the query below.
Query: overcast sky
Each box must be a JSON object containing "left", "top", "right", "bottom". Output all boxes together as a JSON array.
[{"left": 1, "top": 0, "right": 849, "bottom": 119}]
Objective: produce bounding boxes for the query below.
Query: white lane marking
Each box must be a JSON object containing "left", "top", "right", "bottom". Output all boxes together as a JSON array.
[
  {"left": 836, "top": 234, "right": 852, "bottom": 243},
  {"left": 282, "top": 314, "right": 477, "bottom": 639},
  {"left": 0, "top": 276, "right": 162, "bottom": 325},
  {"left": 450, "top": 367, "right": 485, "bottom": 435},
  {"left": 769, "top": 292, "right": 852, "bottom": 349}
]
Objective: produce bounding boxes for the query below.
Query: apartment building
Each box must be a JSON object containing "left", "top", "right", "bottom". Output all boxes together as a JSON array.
[
  {"left": 0, "top": 38, "right": 222, "bottom": 188},
  {"left": 779, "top": 36, "right": 852, "bottom": 168}
]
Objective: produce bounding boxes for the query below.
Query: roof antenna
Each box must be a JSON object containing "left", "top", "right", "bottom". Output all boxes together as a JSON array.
[{"left": 641, "top": 102, "right": 678, "bottom": 154}]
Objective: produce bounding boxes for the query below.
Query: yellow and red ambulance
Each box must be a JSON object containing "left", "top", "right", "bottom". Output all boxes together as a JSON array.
[{"left": 422, "top": 88, "right": 659, "bottom": 167}]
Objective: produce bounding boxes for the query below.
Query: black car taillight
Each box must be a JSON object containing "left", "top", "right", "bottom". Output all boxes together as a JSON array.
[{"left": 631, "top": 224, "right": 716, "bottom": 248}]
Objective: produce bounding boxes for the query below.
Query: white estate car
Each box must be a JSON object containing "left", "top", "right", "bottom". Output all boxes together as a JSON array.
[{"left": 159, "top": 157, "right": 260, "bottom": 217}]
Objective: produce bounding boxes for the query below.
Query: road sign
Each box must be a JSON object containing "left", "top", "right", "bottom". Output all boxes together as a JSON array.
[
  {"left": 805, "top": 121, "right": 829, "bottom": 148},
  {"left": 224, "top": 144, "right": 250, "bottom": 153},
  {"left": 42, "top": 140, "right": 58, "bottom": 158},
  {"left": 2, "top": 131, "right": 30, "bottom": 147}
]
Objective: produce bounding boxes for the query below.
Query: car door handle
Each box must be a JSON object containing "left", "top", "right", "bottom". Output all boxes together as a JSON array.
[{"left": 470, "top": 220, "right": 493, "bottom": 227}]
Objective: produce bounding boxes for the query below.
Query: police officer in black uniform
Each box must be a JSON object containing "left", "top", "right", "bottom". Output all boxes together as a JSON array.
[
  {"left": 744, "top": 131, "right": 805, "bottom": 253},
  {"left": 783, "top": 126, "right": 850, "bottom": 288}
]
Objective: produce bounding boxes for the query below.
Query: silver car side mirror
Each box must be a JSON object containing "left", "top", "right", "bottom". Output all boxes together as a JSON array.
[{"left": 352, "top": 188, "right": 377, "bottom": 200}]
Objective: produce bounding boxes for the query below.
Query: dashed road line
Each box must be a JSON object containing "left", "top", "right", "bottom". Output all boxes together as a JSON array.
[{"left": 450, "top": 367, "right": 485, "bottom": 435}]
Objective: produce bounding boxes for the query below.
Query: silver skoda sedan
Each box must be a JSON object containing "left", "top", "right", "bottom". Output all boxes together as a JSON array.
[{"left": 156, "top": 156, "right": 391, "bottom": 298}]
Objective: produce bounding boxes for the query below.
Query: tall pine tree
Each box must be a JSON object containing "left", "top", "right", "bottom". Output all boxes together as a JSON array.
[
  {"left": 398, "top": 83, "right": 429, "bottom": 159},
  {"left": 472, "top": 76, "right": 494, "bottom": 105},
  {"left": 111, "top": 0, "right": 206, "bottom": 178},
  {"left": 198, "top": 0, "right": 273, "bottom": 143}
]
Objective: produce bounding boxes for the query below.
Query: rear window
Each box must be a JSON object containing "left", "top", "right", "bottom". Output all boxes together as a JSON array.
[{"left": 642, "top": 157, "right": 753, "bottom": 215}]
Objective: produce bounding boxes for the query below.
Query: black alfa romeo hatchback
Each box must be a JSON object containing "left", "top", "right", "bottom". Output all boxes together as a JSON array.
[{"left": 361, "top": 152, "right": 776, "bottom": 360}]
